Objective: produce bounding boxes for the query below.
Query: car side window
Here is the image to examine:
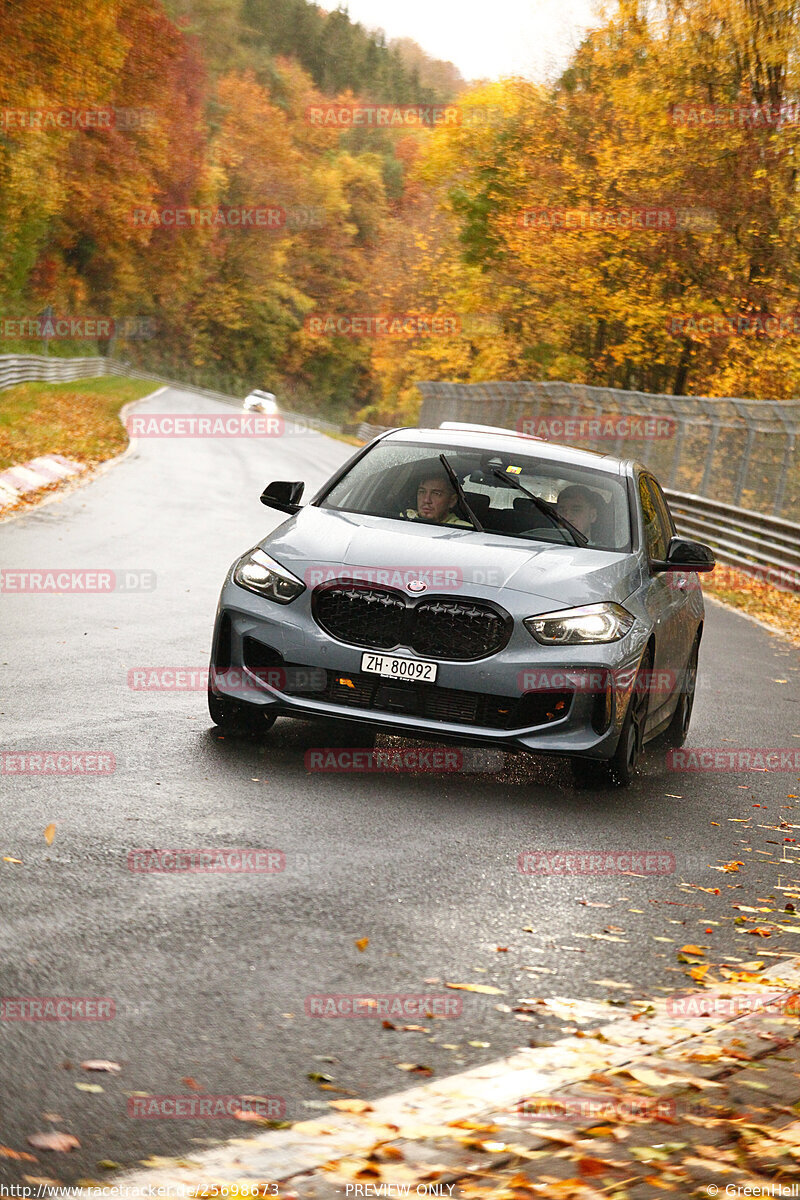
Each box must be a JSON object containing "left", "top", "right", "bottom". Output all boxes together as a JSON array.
[{"left": 638, "top": 475, "right": 670, "bottom": 562}]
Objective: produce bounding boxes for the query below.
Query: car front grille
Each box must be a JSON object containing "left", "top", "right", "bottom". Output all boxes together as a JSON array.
[
  {"left": 314, "top": 586, "right": 405, "bottom": 650},
  {"left": 313, "top": 585, "right": 511, "bottom": 661}
]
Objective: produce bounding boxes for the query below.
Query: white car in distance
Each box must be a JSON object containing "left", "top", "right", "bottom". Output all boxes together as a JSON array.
[{"left": 243, "top": 389, "right": 279, "bottom": 415}]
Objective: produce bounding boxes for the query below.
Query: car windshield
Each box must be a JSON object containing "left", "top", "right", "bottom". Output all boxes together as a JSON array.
[{"left": 318, "top": 440, "right": 631, "bottom": 551}]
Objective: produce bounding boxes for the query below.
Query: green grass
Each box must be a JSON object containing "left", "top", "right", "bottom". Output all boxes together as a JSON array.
[{"left": 0, "top": 375, "right": 158, "bottom": 471}]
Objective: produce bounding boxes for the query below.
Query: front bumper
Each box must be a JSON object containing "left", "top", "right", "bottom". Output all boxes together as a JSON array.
[{"left": 210, "top": 581, "right": 650, "bottom": 760}]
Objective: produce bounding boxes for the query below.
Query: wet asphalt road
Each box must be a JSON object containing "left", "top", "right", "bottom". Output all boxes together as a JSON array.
[{"left": 1, "top": 387, "right": 799, "bottom": 1181}]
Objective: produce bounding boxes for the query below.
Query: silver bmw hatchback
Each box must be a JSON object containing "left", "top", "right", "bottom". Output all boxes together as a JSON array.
[{"left": 208, "top": 424, "right": 714, "bottom": 785}]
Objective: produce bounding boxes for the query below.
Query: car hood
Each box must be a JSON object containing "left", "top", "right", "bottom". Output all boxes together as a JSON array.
[{"left": 261, "top": 507, "right": 640, "bottom": 610}]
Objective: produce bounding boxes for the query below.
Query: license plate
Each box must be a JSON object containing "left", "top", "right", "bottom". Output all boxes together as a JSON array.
[{"left": 360, "top": 652, "right": 437, "bottom": 683}]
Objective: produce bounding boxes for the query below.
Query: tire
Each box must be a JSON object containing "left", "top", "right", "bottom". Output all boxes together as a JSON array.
[
  {"left": 660, "top": 636, "right": 699, "bottom": 749},
  {"left": 571, "top": 650, "right": 653, "bottom": 788},
  {"left": 208, "top": 685, "right": 277, "bottom": 736}
]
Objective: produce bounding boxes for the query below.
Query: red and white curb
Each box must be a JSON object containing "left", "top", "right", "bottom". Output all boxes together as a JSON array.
[
  {"left": 0, "top": 454, "right": 86, "bottom": 508},
  {"left": 111, "top": 955, "right": 800, "bottom": 1189}
]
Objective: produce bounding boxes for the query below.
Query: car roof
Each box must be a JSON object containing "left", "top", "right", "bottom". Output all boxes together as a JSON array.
[{"left": 381, "top": 426, "right": 629, "bottom": 477}]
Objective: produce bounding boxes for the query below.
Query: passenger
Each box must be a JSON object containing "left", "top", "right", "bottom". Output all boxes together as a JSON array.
[
  {"left": 556, "top": 484, "right": 599, "bottom": 541},
  {"left": 403, "top": 474, "right": 472, "bottom": 527}
]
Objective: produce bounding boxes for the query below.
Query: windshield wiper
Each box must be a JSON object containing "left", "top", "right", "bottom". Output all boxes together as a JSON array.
[
  {"left": 491, "top": 469, "right": 588, "bottom": 546},
  {"left": 439, "top": 454, "right": 484, "bottom": 531}
]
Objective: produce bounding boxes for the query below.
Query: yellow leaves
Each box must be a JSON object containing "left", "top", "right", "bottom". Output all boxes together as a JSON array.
[
  {"left": 0, "top": 1147, "right": 37, "bottom": 1162},
  {"left": 329, "top": 1099, "right": 373, "bottom": 1114},
  {"left": 354, "top": 937, "right": 369, "bottom": 952},
  {"left": 44, "top": 823, "right": 56, "bottom": 846},
  {"left": 26, "top": 1132, "right": 80, "bottom": 1152},
  {"left": 445, "top": 982, "right": 505, "bottom": 995}
]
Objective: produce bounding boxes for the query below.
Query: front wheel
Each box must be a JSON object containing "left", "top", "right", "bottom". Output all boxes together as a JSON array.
[
  {"left": 208, "top": 686, "right": 277, "bottom": 736},
  {"left": 571, "top": 651, "right": 652, "bottom": 788}
]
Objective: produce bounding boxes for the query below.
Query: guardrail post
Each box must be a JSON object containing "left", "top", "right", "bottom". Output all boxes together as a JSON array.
[
  {"left": 773, "top": 431, "right": 796, "bottom": 517},
  {"left": 699, "top": 421, "right": 721, "bottom": 495},
  {"left": 734, "top": 425, "right": 757, "bottom": 506}
]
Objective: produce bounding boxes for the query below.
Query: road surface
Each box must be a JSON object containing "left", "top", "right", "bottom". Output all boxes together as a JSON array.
[{"left": 1, "top": 386, "right": 799, "bottom": 1181}]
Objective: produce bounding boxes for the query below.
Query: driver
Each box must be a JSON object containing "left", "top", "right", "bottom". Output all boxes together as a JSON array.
[
  {"left": 403, "top": 473, "right": 471, "bottom": 526},
  {"left": 556, "top": 484, "right": 599, "bottom": 541}
]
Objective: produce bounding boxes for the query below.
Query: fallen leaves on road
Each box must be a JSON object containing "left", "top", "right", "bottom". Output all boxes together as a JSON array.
[
  {"left": 355, "top": 937, "right": 369, "bottom": 952},
  {"left": 26, "top": 1132, "right": 80, "bottom": 1152},
  {"left": 445, "top": 982, "right": 505, "bottom": 995},
  {"left": 80, "top": 1060, "right": 121, "bottom": 1072},
  {"left": 3, "top": 856, "right": 22, "bottom": 864},
  {"left": 746, "top": 927, "right": 774, "bottom": 937},
  {"left": 395, "top": 1063, "right": 433, "bottom": 1075},
  {"left": 233, "top": 1110, "right": 273, "bottom": 1125},
  {"left": 181, "top": 1077, "right": 203, "bottom": 1090},
  {"left": 329, "top": 1099, "right": 373, "bottom": 1114},
  {"left": 44, "top": 823, "right": 56, "bottom": 845},
  {"left": 74, "top": 1082, "right": 103, "bottom": 1093},
  {"left": 0, "top": 1146, "right": 37, "bottom": 1162}
]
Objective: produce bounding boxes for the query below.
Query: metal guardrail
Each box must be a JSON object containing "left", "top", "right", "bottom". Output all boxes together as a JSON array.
[
  {"left": 0, "top": 354, "right": 116, "bottom": 390},
  {"left": 665, "top": 490, "right": 800, "bottom": 590}
]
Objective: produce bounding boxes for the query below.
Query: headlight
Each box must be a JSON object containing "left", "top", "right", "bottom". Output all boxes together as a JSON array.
[
  {"left": 524, "top": 602, "right": 634, "bottom": 645},
  {"left": 233, "top": 549, "right": 305, "bottom": 604}
]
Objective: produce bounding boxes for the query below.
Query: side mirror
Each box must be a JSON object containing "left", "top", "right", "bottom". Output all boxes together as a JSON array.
[
  {"left": 260, "top": 480, "right": 304, "bottom": 514},
  {"left": 654, "top": 535, "right": 715, "bottom": 572}
]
